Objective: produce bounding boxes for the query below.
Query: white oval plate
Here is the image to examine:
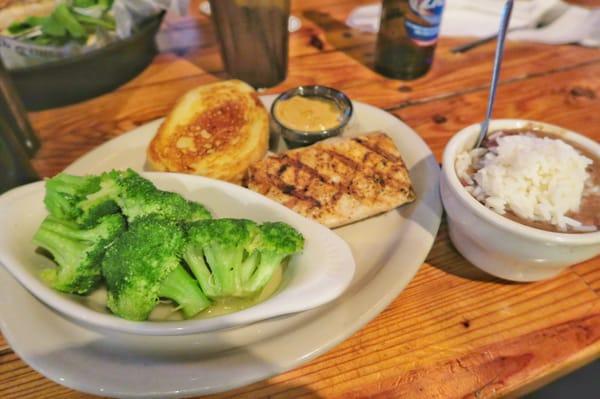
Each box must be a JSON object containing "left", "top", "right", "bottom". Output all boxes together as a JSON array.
[
  {"left": 0, "top": 96, "right": 442, "bottom": 397},
  {"left": 0, "top": 172, "right": 355, "bottom": 335}
]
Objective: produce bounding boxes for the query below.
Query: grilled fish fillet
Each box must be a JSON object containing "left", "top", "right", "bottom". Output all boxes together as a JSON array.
[
  {"left": 246, "top": 132, "right": 416, "bottom": 228},
  {"left": 147, "top": 80, "right": 269, "bottom": 184}
]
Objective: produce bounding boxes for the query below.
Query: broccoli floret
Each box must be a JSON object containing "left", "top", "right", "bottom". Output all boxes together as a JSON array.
[
  {"left": 118, "top": 171, "right": 211, "bottom": 222},
  {"left": 183, "top": 219, "right": 261, "bottom": 298},
  {"left": 183, "top": 220, "right": 303, "bottom": 298},
  {"left": 75, "top": 171, "right": 122, "bottom": 226},
  {"left": 102, "top": 216, "right": 210, "bottom": 321},
  {"left": 33, "top": 214, "right": 125, "bottom": 295},
  {"left": 43, "top": 173, "right": 102, "bottom": 222},
  {"left": 246, "top": 222, "right": 304, "bottom": 293},
  {"left": 46, "top": 169, "right": 211, "bottom": 227},
  {"left": 43, "top": 172, "right": 119, "bottom": 227},
  {"left": 188, "top": 201, "right": 213, "bottom": 221},
  {"left": 122, "top": 188, "right": 212, "bottom": 223},
  {"left": 83, "top": 169, "right": 212, "bottom": 223}
]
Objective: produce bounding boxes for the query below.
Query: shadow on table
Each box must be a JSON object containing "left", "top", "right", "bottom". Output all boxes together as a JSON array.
[
  {"left": 302, "top": 10, "right": 378, "bottom": 73},
  {"left": 425, "top": 218, "right": 520, "bottom": 284},
  {"left": 397, "top": 155, "right": 516, "bottom": 285},
  {"left": 398, "top": 154, "right": 445, "bottom": 239}
]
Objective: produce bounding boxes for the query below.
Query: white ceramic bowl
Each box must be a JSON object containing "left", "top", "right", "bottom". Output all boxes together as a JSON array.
[
  {"left": 0, "top": 172, "right": 355, "bottom": 335},
  {"left": 441, "top": 119, "right": 600, "bottom": 282}
]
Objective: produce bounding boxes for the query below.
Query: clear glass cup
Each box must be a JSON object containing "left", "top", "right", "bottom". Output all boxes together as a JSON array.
[{"left": 208, "top": 0, "right": 291, "bottom": 88}]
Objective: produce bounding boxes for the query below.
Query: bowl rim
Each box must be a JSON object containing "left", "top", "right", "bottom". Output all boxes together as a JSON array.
[
  {"left": 270, "top": 85, "right": 354, "bottom": 137},
  {"left": 9, "top": 13, "right": 165, "bottom": 74},
  {"left": 442, "top": 118, "right": 600, "bottom": 244}
]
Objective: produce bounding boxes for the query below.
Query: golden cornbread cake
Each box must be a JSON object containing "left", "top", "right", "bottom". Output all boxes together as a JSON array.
[{"left": 147, "top": 80, "right": 269, "bottom": 184}]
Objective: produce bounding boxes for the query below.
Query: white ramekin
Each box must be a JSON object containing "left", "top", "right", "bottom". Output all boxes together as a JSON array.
[{"left": 440, "top": 119, "right": 600, "bottom": 282}]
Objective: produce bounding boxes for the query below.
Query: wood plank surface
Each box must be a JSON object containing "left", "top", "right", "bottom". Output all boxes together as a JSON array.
[
  {"left": 28, "top": 40, "right": 600, "bottom": 177},
  {"left": 390, "top": 61, "right": 600, "bottom": 160},
  {"left": 1, "top": 0, "right": 599, "bottom": 398}
]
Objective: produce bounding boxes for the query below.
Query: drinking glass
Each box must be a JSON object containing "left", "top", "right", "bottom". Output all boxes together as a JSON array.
[
  {"left": 0, "top": 59, "right": 39, "bottom": 193},
  {"left": 208, "top": 0, "right": 291, "bottom": 88}
]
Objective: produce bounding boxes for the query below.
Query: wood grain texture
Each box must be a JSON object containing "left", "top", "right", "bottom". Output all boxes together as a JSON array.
[
  {"left": 564, "top": 0, "right": 600, "bottom": 7},
  {"left": 391, "top": 61, "right": 600, "bottom": 160},
  {"left": 2, "top": 0, "right": 599, "bottom": 398}
]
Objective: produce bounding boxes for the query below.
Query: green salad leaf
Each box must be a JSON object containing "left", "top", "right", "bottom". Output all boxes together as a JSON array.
[{"left": 4, "top": 0, "right": 118, "bottom": 46}]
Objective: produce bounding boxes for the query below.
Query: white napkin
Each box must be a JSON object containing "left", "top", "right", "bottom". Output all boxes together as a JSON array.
[{"left": 346, "top": 0, "right": 600, "bottom": 47}]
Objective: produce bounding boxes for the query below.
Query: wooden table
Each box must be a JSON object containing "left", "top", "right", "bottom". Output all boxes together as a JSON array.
[{"left": 2, "top": 0, "right": 599, "bottom": 397}]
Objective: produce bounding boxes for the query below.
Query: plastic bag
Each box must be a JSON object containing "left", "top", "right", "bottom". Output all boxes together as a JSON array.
[{"left": 0, "top": 0, "right": 188, "bottom": 69}]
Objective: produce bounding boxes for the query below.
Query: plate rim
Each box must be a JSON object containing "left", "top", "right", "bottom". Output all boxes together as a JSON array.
[{"left": 0, "top": 97, "right": 443, "bottom": 398}]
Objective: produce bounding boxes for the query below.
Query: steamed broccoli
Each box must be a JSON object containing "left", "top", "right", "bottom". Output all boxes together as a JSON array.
[
  {"left": 43, "top": 173, "right": 109, "bottom": 224},
  {"left": 44, "top": 169, "right": 211, "bottom": 226},
  {"left": 102, "top": 216, "right": 210, "bottom": 321},
  {"left": 183, "top": 220, "right": 304, "bottom": 299},
  {"left": 33, "top": 214, "right": 125, "bottom": 295},
  {"left": 247, "top": 222, "right": 304, "bottom": 293},
  {"left": 73, "top": 169, "right": 137, "bottom": 224},
  {"left": 36, "top": 169, "right": 306, "bottom": 322},
  {"left": 183, "top": 219, "right": 261, "bottom": 298},
  {"left": 81, "top": 169, "right": 212, "bottom": 223},
  {"left": 44, "top": 172, "right": 119, "bottom": 227}
]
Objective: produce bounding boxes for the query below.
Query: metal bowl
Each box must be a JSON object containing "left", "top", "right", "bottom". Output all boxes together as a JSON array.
[
  {"left": 8, "top": 13, "right": 164, "bottom": 111},
  {"left": 271, "top": 85, "right": 353, "bottom": 149}
]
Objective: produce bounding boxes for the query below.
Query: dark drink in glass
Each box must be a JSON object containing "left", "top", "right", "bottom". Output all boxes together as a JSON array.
[
  {"left": 0, "top": 116, "right": 39, "bottom": 193},
  {"left": 375, "top": 0, "right": 445, "bottom": 80},
  {"left": 209, "top": 0, "right": 291, "bottom": 88},
  {"left": 0, "top": 58, "right": 39, "bottom": 193},
  {"left": 0, "top": 59, "right": 39, "bottom": 156}
]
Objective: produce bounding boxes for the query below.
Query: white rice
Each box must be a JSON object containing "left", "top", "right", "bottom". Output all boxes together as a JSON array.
[{"left": 455, "top": 133, "right": 595, "bottom": 231}]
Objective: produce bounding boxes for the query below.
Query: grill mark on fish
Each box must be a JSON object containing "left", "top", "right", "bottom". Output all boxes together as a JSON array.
[
  {"left": 352, "top": 137, "right": 401, "bottom": 162},
  {"left": 266, "top": 165, "right": 322, "bottom": 208},
  {"left": 325, "top": 149, "right": 361, "bottom": 170},
  {"left": 277, "top": 163, "right": 289, "bottom": 175},
  {"left": 281, "top": 154, "right": 348, "bottom": 210},
  {"left": 363, "top": 151, "right": 376, "bottom": 164},
  {"left": 281, "top": 154, "right": 340, "bottom": 187},
  {"left": 373, "top": 174, "right": 386, "bottom": 186},
  {"left": 285, "top": 186, "right": 322, "bottom": 208}
]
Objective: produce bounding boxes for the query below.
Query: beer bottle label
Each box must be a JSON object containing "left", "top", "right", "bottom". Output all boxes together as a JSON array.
[{"left": 405, "top": 0, "right": 445, "bottom": 47}]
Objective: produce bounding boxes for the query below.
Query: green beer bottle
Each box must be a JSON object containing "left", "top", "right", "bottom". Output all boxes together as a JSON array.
[{"left": 374, "top": 0, "right": 445, "bottom": 80}]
